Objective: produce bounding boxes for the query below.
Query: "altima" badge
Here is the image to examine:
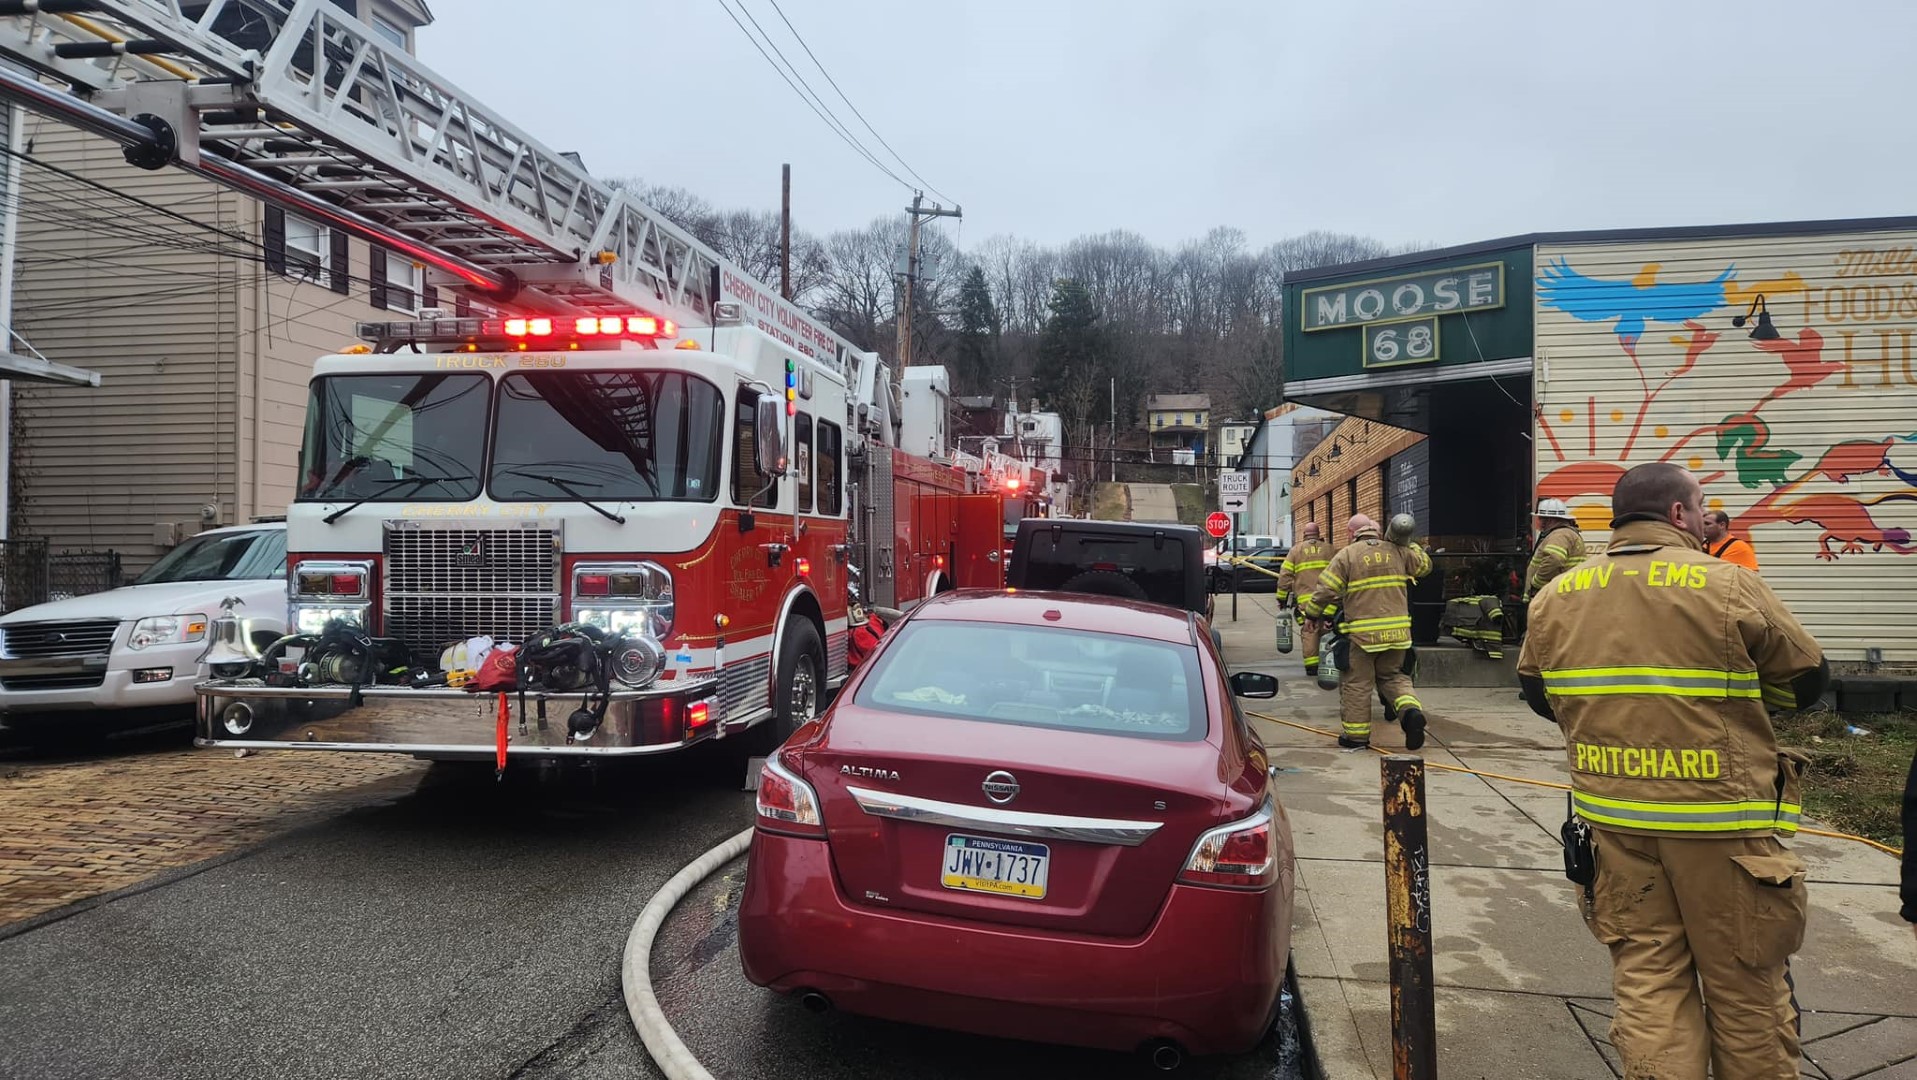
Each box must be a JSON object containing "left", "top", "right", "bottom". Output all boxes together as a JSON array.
[{"left": 840, "top": 765, "right": 900, "bottom": 780}]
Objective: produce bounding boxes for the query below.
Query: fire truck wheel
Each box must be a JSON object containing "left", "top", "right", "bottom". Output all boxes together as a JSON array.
[
  {"left": 747, "top": 617, "right": 824, "bottom": 756},
  {"left": 1057, "top": 569, "right": 1148, "bottom": 602}
]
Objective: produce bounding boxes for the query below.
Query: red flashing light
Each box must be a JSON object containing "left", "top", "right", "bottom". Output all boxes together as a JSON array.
[
  {"left": 687, "top": 701, "right": 712, "bottom": 730},
  {"left": 795, "top": 557, "right": 811, "bottom": 578},
  {"left": 1091, "top": 562, "right": 1119, "bottom": 572},
  {"left": 577, "top": 573, "right": 610, "bottom": 597},
  {"left": 503, "top": 317, "right": 553, "bottom": 337},
  {"left": 330, "top": 573, "right": 362, "bottom": 595},
  {"left": 1005, "top": 477, "right": 1022, "bottom": 492},
  {"left": 934, "top": 555, "right": 946, "bottom": 569}
]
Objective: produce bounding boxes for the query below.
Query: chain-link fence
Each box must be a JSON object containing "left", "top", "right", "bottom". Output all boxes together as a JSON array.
[{"left": 0, "top": 539, "right": 124, "bottom": 613}]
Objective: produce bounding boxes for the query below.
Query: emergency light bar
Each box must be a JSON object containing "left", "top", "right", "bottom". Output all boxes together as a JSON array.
[{"left": 356, "top": 313, "right": 678, "bottom": 347}]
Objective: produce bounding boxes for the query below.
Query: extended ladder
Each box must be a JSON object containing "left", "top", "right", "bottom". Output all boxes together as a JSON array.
[{"left": 0, "top": 0, "right": 871, "bottom": 380}]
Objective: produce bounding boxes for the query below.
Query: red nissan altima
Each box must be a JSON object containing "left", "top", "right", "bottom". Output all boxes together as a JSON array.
[{"left": 738, "top": 591, "right": 1296, "bottom": 1063}]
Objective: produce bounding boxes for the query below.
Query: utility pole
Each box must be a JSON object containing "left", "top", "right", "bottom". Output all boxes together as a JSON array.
[
  {"left": 1109, "top": 377, "right": 1117, "bottom": 483},
  {"left": 779, "top": 163, "right": 792, "bottom": 300},
  {"left": 893, "top": 192, "right": 962, "bottom": 387}
]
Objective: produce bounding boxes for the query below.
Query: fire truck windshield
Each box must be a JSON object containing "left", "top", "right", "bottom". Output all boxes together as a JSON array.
[
  {"left": 298, "top": 374, "right": 489, "bottom": 501},
  {"left": 489, "top": 371, "right": 723, "bottom": 503}
]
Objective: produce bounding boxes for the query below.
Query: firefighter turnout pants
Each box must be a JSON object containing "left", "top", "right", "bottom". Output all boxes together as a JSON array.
[
  {"left": 1339, "top": 645, "right": 1420, "bottom": 744},
  {"left": 1583, "top": 828, "right": 1809, "bottom": 1079},
  {"left": 1300, "top": 615, "right": 1323, "bottom": 674}
]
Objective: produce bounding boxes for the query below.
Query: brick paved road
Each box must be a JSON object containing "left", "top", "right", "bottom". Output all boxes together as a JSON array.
[{"left": 0, "top": 742, "right": 426, "bottom": 928}]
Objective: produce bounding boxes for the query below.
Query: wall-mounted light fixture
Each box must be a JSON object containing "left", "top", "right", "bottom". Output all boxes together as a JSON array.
[{"left": 1732, "top": 294, "right": 1782, "bottom": 341}]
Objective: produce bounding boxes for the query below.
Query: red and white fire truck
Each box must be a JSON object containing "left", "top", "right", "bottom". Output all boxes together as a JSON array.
[{"left": 0, "top": 2, "right": 1037, "bottom": 763}]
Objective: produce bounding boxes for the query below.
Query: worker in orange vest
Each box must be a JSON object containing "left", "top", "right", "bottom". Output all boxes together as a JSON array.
[{"left": 1702, "top": 510, "right": 1759, "bottom": 572}]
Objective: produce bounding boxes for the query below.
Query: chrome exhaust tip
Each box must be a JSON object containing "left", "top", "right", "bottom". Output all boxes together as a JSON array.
[
  {"left": 1143, "top": 1039, "right": 1185, "bottom": 1072},
  {"left": 797, "top": 989, "right": 832, "bottom": 1014}
]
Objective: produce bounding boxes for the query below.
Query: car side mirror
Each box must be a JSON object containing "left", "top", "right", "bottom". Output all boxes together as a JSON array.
[
  {"left": 1230, "top": 671, "right": 1279, "bottom": 699},
  {"left": 755, "top": 396, "right": 787, "bottom": 477}
]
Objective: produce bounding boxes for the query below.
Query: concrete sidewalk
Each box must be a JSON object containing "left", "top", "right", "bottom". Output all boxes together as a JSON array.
[{"left": 1214, "top": 592, "right": 1917, "bottom": 1079}]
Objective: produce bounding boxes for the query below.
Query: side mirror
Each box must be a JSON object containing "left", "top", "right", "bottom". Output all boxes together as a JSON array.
[
  {"left": 1230, "top": 671, "right": 1279, "bottom": 699},
  {"left": 755, "top": 396, "right": 787, "bottom": 477}
]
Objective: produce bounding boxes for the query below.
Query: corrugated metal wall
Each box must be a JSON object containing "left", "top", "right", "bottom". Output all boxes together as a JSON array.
[
  {"left": 1535, "top": 231, "right": 1917, "bottom": 664},
  {"left": 12, "top": 124, "right": 388, "bottom": 572}
]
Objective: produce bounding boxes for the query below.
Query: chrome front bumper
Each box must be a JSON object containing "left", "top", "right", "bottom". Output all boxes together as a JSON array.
[{"left": 195, "top": 674, "right": 727, "bottom": 758}]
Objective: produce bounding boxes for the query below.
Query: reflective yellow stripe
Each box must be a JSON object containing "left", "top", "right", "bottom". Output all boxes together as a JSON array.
[
  {"left": 1762, "top": 684, "right": 1797, "bottom": 708},
  {"left": 1290, "top": 560, "right": 1328, "bottom": 571},
  {"left": 1319, "top": 571, "right": 1345, "bottom": 588},
  {"left": 1541, "top": 666, "right": 1761, "bottom": 699},
  {"left": 1541, "top": 545, "right": 1569, "bottom": 558},
  {"left": 1392, "top": 695, "right": 1421, "bottom": 710},
  {"left": 1573, "top": 791, "right": 1801, "bottom": 833},
  {"left": 1347, "top": 575, "right": 1411, "bottom": 592},
  {"left": 1343, "top": 616, "right": 1412, "bottom": 631}
]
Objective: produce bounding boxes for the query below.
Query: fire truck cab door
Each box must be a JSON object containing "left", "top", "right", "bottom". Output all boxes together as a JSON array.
[{"left": 955, "top": 494, "right": 1006, "bottom": 589}]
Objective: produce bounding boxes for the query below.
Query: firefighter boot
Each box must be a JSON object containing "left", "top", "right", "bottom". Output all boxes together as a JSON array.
[
  {"left": 1300, "top": 617, "right": 1323, "bottom": 677},
  {"left": 1337, "top": 647, "right": 1378, "bottom": 748},
  {"left": 1371, "top": 650, "right": 1426, "bottom": 751}
]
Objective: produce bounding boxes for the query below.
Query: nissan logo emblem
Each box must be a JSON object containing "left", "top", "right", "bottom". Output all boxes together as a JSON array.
[{"left": 981, "top": 770, "right": 1020, "bottom": 804}]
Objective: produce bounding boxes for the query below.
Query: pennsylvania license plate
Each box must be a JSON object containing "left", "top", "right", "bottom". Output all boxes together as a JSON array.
[{"left": 941, "top": 834, "right": 1050, "bottom": 900}]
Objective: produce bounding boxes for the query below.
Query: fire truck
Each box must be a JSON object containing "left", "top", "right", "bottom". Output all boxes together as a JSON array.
[{"left": 0, "top": 2, "right": 1032, "bottom": 762}]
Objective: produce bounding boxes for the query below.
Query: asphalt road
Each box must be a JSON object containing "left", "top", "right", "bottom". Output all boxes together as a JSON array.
[
  {"left": 0, "top": 748, "right": 754, "bottom": 1080},
  {"left": 0, "top": 734, "right": 1304, "bottom": 1080}
]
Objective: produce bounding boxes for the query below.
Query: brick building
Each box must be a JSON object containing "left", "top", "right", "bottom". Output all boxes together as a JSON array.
[{"left": 1289, "top": 417, "right": 1426, "bottom": 547}]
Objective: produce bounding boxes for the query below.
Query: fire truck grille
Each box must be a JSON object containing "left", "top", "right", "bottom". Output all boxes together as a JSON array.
[{"left": 383, "top": 524, "right": 561, "bottom": 660}]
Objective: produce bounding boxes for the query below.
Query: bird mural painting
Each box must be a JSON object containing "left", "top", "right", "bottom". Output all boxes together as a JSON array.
[{"left": 1536, "top": 260, "right": 1737, "bottom": 357}]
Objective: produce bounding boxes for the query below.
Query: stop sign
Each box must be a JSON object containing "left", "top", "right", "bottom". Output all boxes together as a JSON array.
[{"left": 1205, "top": 512, "right": 1231, "bottom": 538}]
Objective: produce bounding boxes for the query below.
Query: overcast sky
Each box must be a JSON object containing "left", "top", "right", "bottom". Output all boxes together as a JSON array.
[{"left": 424, "top": 0, "right": 1917, "bottom": 253}]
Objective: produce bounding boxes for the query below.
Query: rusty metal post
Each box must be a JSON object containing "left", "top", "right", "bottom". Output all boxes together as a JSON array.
[{"left": 1381, "top": 754, "right": 1437, "bottom": 1079}]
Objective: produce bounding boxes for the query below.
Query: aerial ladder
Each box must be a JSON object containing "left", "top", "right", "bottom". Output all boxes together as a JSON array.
[{"left": 0, "top": 0, "right": 895, "bottom": 426}]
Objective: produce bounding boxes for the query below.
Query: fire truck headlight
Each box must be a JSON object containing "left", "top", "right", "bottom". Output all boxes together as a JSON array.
[
  {"left": 292, "top": 604, "right": 369, "bottom": 635},
  {"left": 571, "top": 561, "right": 673, "bottom": 640}
]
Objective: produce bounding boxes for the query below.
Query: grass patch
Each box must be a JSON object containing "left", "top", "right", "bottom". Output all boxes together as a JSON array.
[
  {"left": 1772, "top": 707, "right": 1913, "bottom": 846},
  {"left": 1091, "top": 483, "right": 1129, "bottom": 522},
  {"left": 1170, "top": 483, "right": 1208, "bottom": 527}
]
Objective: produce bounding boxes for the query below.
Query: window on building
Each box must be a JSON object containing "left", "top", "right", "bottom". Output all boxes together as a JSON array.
[
  {"left": 371, "top": 14, "right": 407, "bottom": 48},
  {"left": 284, "top": 216, "right": 326, "bottom": 281},
  {"left": 796, "top": 413, "right": 814, "bottom": 513},
  {"left": 1347, "top": 477, "right": 1359, "bottom": 525},
  {"left": 732, "top": 386, "right": 779, "bottom": 509},
  {"left": 265, "top": 207, "right": 349, "bottom": 293},
  {"left": 816, "top": 419, "right": 843, "bottom": 515}
]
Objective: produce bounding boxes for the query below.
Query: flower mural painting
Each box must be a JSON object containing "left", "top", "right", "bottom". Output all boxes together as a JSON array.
[{"left": 1534, "top": 239, "right": 1917, "bottom": 575}]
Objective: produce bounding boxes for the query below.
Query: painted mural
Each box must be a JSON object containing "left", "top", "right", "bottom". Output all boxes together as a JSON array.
[{"left": 1532, "top": 237, "right": 1917, "bottom": 577}]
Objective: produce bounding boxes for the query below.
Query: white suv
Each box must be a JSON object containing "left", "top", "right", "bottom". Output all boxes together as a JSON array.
[{"left": 0, "top": 523, "right": 287, "bottom": 736}]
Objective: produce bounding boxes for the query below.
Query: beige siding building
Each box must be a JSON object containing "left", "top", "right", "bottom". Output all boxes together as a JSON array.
[{"left": 9, "top": 0, "right": 432, "bottom": 574}]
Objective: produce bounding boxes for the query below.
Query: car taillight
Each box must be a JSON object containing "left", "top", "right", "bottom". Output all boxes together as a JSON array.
[
  {"left": 755, "top": 753, "right": 825, "bottom": 838},
  {"left": 1178, "top": 798, "right": 1278, "bottom": 889}
]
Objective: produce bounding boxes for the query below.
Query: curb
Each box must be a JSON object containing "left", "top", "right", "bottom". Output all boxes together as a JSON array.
[{"left": 620, "top": 826, "right": 753, "bottom": 1080}]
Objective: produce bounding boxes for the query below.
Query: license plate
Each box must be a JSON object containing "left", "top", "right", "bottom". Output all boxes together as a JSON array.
[{"left": 941, "top": 833, "right": 1049, "bottom": 900}]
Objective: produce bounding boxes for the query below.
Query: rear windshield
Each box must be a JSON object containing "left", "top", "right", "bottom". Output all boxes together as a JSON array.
[
  {"left": 853, "top": 620, "right": 1206, "bottom": 741},
  {"left": 1018, "top": 530, "right": 1192, "bottom": 607}
]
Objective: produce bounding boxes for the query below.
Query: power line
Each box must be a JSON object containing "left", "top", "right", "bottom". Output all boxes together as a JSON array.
[
  {"left": 761, "top": 0, "right": 955, "bottom": 205},
  {"left": 707, "top": 0, "right": 914, "bottom": 192}
]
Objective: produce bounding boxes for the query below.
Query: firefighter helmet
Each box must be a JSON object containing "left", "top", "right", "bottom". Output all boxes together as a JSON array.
[{"left": 1536, "top": 498, "right": 1573, "bottom": 520}]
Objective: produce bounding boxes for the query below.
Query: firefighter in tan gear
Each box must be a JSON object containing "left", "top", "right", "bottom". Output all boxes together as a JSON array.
[
  {"left": 1301, "top": 514, "right": 1432, "bottom": 751},
  {"left": 1276, "top": 522, "right": 1332, "bottom": 676},
  {"left": 1518, "top": 463, "right": 1827, "bottom": 1080},
  {"left": 1525, "top": 497, "right": 1587, "bottom": 602}
]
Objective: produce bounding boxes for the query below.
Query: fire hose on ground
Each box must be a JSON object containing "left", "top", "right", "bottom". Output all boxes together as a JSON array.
[{"left": 620, "top": 826, "right": 754, "bottom": 1080}]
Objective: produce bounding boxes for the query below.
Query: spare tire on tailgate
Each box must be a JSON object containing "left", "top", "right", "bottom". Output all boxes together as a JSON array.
[{"left": 1058, "top": 569, "right": 1149, "bottom": 601}]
